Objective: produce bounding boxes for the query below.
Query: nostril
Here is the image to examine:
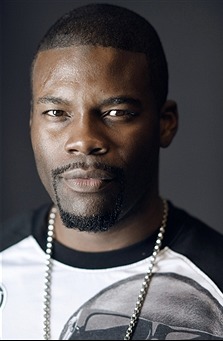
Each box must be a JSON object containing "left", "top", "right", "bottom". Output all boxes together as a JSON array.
[
  {"left": 90, "top": 147, "right": 106, "bottom": 155},
  {"left": 65, "top": 141, "right": 108, "bottom": 155}
]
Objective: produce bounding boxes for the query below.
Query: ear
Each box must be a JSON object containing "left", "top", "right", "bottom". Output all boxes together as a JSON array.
[
  {"left": 29, "top": 100, "right": 33, "bottom": 127},
  {"left": 159, "top": 100, "right": 178, "bottom": 148}
]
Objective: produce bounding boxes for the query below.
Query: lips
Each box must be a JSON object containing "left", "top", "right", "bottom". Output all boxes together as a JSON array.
[{"left": 60, "top": 169, "right": 114, "bottom": 193}]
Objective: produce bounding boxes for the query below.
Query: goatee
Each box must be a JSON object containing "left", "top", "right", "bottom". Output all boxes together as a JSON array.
[{"left": 52, "top": 161, "right": 125, "bottom": 232}]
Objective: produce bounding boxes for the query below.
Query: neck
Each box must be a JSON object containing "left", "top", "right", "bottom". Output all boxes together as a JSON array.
[{"left": 53, "top": 196, "right": 164, "bottom": 252}]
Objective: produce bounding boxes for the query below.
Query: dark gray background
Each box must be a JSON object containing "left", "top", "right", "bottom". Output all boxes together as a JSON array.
[{"left": 1, "top": 0, "right": 223, "bottom": 233}]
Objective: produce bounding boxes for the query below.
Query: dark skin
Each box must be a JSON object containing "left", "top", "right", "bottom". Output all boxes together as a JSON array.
[{"left": 30, "top": 45, "right": 178, "bottom": 252}]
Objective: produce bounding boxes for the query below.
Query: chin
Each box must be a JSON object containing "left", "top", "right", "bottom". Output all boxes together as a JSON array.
[
  {"left": 56, "top": 193, "right": 123, "bottom": 232},
  {"left": 58, "top": 207, "right": 120, "bottom": 233}
]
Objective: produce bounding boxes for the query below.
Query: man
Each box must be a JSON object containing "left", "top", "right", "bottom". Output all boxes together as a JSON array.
[{"left": 1, "top": 3, "right": 223, "bottom": 340}]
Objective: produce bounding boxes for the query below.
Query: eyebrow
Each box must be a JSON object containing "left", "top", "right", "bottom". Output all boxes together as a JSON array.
[
  {"left": 99, "top": 96, "right": 142, "bottom": 109},
  {"left": 36, "top": 95, "right": 142, "bottom": 109},
  {"left": 37, "top": 96, "right": 70, "bottom": 106}
]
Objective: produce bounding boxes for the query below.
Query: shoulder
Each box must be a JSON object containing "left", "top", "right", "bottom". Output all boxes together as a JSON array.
[
  {"left": 169, "top": 202, "right": 223, "bottom": 251},
  {"left": 167, "top": 201, "right": 223, "bottom": 290},
  {"left": 0, "top": 203, "right": 52, "bottom": 251}
]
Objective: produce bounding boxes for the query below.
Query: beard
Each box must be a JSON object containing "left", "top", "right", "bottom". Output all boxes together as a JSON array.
[
  {"left": 52, "top": 162, "right": 125, "bottom": 232},
  {"left": 56, "top": 197, "right": 123, "bottom": 232}
]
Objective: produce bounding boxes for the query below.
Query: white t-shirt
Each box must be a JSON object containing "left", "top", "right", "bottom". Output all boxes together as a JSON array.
[{"left": 1, "top": 202, "right": 223, "bottom": 340}]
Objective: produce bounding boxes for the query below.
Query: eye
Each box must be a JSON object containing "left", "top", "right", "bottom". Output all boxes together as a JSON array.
[
  {"left": 104, "top": 110, "right": 137, "bottom": 118},
  {"left": 43, "top": 109, "right": 66, "bottom": 117}
]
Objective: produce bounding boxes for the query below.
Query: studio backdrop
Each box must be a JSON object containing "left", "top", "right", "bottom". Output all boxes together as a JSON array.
[{"left": 1, "top": 0, "right": 223, "bottom": 233}]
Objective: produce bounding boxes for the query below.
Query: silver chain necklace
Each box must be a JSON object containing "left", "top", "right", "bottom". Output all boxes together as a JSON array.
[{"left": 43, "top": 199, "right": 168, "bottom": 340}]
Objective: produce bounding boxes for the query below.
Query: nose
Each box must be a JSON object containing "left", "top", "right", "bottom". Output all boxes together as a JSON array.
[{"left": 64, "top": 117, "right": 109, "bottom": 156}]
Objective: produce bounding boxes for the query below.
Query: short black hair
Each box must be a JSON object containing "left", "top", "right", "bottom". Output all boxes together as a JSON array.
[{"left": 34, "top": 3, "right": 168, "bottom": 109}]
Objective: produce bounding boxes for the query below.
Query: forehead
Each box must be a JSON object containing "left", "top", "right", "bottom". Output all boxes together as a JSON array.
[{"left": 32, "top": 45, "right": 150, "bottom": 94}]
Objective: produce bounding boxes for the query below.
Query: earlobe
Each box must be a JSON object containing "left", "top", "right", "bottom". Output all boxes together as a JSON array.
[
  {"left": 29, "top": 107, "right": 34, "bottom": 127},
  {"left": 159, "top": 100, "right": 179, "bottom": 148},
  {"left": 29, "top": 100, "right": 33, "bottom": 127},
  {"left": 29, "top": 114, "right": 32, "bottom": 127}
]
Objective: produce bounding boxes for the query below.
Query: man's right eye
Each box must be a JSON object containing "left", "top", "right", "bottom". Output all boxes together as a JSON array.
[{"left": 43, "top": 110, "right": 65, "bottom": 117}]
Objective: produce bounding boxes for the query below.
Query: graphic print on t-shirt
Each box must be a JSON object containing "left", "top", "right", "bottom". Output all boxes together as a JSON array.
[
  {"left": 0, "top": 284, "right": 7, "bottom": 310},
  {"left": 60, "top": 272, "right": 223, "bottom": 340}
]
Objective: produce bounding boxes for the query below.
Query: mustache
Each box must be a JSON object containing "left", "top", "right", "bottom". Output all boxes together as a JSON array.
[{"left": 52, "top": 161, "right": 124, "bottom": 181}]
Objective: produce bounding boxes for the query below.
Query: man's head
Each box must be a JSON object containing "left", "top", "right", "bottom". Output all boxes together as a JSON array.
[
  {"left": 33, "top": 3, "right": 168, "bottom": 110},
  {"left": 30, "top": 3, "right": 178, "bottom": 232}
]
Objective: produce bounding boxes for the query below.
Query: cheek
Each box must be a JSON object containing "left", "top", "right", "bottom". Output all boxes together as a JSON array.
[
  {"left": 30, "top": 127, "right": 58, "bottom": 190},
  {"left": 118, "top": 123, "right": 160, "bottom": 194},
  {"left": 31, "top": 121, "right": 62, "bottom": 161},
  {"left": 117, "top": 129, "right": 160, "bottom": 213},
  {"left": 118, "top": 123, "right": 160, "bottom": 167}
]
